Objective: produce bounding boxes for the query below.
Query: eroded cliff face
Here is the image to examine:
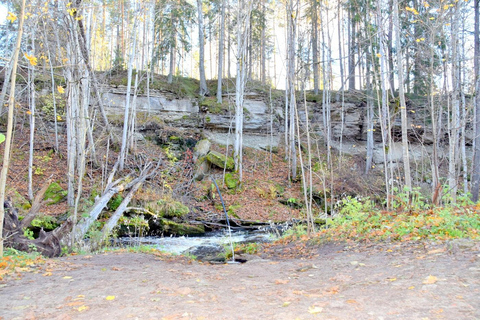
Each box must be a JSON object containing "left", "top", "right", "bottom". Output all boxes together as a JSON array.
[{"left": 100, "top": 85, "right": 448, "bottom": 144}]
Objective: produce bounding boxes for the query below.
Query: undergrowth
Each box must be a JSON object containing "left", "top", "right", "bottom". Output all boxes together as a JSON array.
[
  {"left": 316, "top": 193, "right": 480, "bottom": 243},
  {"left": 0, "top": 248, "right": 45, "bottom": 280}
]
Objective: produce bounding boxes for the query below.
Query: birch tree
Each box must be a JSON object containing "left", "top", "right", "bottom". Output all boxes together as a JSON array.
[
  {"left": 197, "top": 0, "right": 209, "bottom": 96},
  {"left": 472, "top": 0, "right": 480, "bottom": 202},
  {"left": 234, "top": 0, "right": 253, "bottom": 181},
  {"left": 393, "top": 0, "right": 412, "bottom": 191},
  {"left": 217, "top": 0, "right": 226, "bottom": 103},
  {"left": 0, "top": 0, "right": 26, "bottom": 257}
]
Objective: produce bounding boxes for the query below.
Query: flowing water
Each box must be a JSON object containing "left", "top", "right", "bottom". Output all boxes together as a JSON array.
[{"left": 119, "top": 231, "right": 276, "bottom": 255}]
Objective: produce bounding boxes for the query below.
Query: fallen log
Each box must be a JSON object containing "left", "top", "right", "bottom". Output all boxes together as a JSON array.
[{"left": 3, "top": 200, "right": 73, "bottom": 257}]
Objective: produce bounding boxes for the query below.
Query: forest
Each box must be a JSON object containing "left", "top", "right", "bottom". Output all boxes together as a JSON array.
[{"left": 0, "top": 0, "right": 479, "bottom": 258}]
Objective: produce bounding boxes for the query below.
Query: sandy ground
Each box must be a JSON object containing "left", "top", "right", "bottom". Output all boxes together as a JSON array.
[{"left": 1, "top": 240, "right": 479, "bottom": 320}]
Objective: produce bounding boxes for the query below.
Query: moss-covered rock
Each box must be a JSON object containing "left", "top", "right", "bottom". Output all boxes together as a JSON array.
[
  {"left": 153, "top": 199, "right": 190, "bottom": 218},
  {"left": 161, "top": 219, "right": 205, "bottom": 236},
  {"left": 8, "top": 188, "right": 31, "bottom": 213},
  {"left": 224, "top": 173, "right": 239, "bottom": 189},
  {"left": 44, "top": 182, "right": 67, "bottom": 205},
  {"left": 206, "top": 151, "right": 234, "bottom": 171}
]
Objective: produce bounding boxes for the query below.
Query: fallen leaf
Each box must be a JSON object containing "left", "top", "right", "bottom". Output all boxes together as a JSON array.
[
  {"left": 308, "top": 306, "right": 323, "bottom": 314},
  {"left": 275, "top": 279, "right": 289, "bottom": 285},
  {"left": 387, "top": 277, "right": 397, "bottom": 282},
  {"left": 43, "top": 272, "right": 52, "bottom": 277},
  {"left": 423, "top": 275, "right": 438, "bottom": 284},
  {"left": 428, "top": 248, "right": 445, "bottom": 255},
  {"left": 408, "top": 286, "right": 415, "bottom": 290},
  {"left": 77, "top": 305, "right": 89, "bottom": 312},
  {"left": 106, "top": 296, "right": 115, "bottom": 301},
  {"left": 346, "top": 299, "right": 358, "bottom": 304},
  {"left": 282, "top": 301, "right": 291, "bottom": 307},
  {"left": 63, "top": 276, "right": 72, "bottom": 279}
]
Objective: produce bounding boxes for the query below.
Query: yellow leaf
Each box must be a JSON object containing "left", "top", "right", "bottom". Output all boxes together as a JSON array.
[
  {"left": 24, "top": 53, "right": 37, "bottom": 66},
  {"left": 106, "top": 295, "right": 115, "bottom": 301},
  {"left": 57, "top": 115, "right": 62, "bottom": 121},
  {"left": 63, "top": 276, "right": 73, "bottom": 279},
  {"left": 57, "top": 86, "right": 65, "bottom": 94},
  {"left": 282, "top": 301, "right": 291, "bottom": 307},
  {"left": 423, "top": 275, "right": 438, "bottom": 284},
  {"left": 408, "top": 286, "right": 415, "bottom": 289},
  {"left": 77, "top": 305, "right": 89, "bottom": 312},
  {"left": 26, "top": 110, "right": 32, "bottom": 115},
  {"left": 308, "top": 306, "right": 323, "bottom": 314},
  {"left": 387, "top": 277, "right": 397, "bottom": 282},
  {"left": 7, "top": 12, "right": 17, "bottom": 23},
  {"left": 43, "top": 272, "right": 52, "bottom": 277},
  {"left": 376, "top": 53, "right": 382, "bottom": 58}
]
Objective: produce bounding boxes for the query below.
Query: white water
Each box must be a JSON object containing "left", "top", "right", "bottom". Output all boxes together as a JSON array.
[{"left": 119, "top": 231, "right": 276, "bottom": 255}]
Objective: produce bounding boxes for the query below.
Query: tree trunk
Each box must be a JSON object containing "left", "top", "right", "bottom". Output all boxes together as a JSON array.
[
  {"left": 312, "top": 0, "right": 319, "bottom": 94},
  {"left": 471, "top": 0, "right": 480, "bottom": 202},
  {"left": 197, "top": 0, "right": 209, "bottom": 96},
  {"left": 119, "top": 12, "right": 138, "bottom": 170},
  {"left": 217, "top": 0, "right": 226, "bottom": 103},
  {"left": 393, "top": 0, "right": 412, "bottom": 191},
  {"left": 234, "top": 0, "right": 252, "bottom": 181}
]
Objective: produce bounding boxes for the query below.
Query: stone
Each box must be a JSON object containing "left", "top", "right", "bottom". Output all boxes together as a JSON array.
[
  {"left": 206, "top": 151, "right": 235, "bottom": 171},
  {"left": 194, "top": 158, "right": 210, "bottom": 181},
  {"left": 44, "top": 182, "right": 67, "bottom": 205},
  {"left": 193, "top": 139, "right": 211, "bottom": 161},
  {"left": 183, "top": 244, "right": 226, "bottom": 262},
  {"left": 224, "top": 173, "right": 238, "bottom": 189}
]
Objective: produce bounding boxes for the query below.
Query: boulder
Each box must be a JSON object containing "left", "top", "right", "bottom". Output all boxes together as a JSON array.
[
  {"left": 193, "top": 139, "right": 211, "bottom": 161},
  {"left": 206, "top": 151, "right": 235, "bottom": 171},
  {"left": 194, "top": 158, "right": 210, "bottom": 181},
  {"left": 183, "top": 244, "right": 226, "bottom": 262}
]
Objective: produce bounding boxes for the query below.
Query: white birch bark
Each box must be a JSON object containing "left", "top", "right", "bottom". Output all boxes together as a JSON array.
[
  {"left": 197, "top": 0, "right": 209, "bottom": 96},
  {"left": 0, "top": 0, "right": 26, "bottom": 257},
  {"left": 393, "top": 0, "right": 412, "bottom": 191}
]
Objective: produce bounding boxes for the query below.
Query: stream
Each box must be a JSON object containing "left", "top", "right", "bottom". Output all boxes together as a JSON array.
[{"left": 118, "top": 230, "right": 277, "bottom": 255}]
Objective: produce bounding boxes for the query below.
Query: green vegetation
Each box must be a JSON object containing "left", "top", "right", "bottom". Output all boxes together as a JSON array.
[
  {"left": 206, "top": 151, "right": 234, "bottom": 170},
  {"left": 317, "top": 195, "right": 480, "bottom": 242},
  {"left": 224, "top": 173, "right": 239, "bottom": 189},
  {"left": 0, "top": 248, "right": 45, "bottom": 280},
  {"left": 44, "top": 182, "right": 67, "bottom": 205},
  {"left": 152, "top": 199, "right": 190, "bottom": 218},
  {"left": 31, "top": 215, "right": 59, "bottom": 230}
]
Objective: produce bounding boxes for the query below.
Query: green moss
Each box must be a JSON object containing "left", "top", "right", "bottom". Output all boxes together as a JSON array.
[
  {"left": 160, "top": 218, "right": 205, "bottom": 236},
  {"left": 8, "top": 189, "right": 31, "bottom": 212},
  {"left": 206, "top": 151, "right": 234, "bottom": 171},
  {"left": 154, "top": 199, "right": 190, "bottom": 218},
  {"left": 107, "top": 194, "right": 124, "bottom": 211},
  {"left": 31, "top": 215, "right": 59, "bottom": 230},
  {"left": 224, "top": 173, "right": 239, "bottom": 189},
  {"left": 200, "top": 97, "right": 229, "bottom": 114},
  {"left": 44, "top": 182, "right": 67, "bottom": 205}
]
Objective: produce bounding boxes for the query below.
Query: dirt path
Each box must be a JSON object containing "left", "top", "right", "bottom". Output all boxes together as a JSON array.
[{"left": 1, "top": 241, "right": 479, "bottom": 320}]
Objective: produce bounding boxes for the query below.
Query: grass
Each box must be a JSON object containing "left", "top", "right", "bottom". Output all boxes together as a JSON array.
[
  {"left": 0, "top": 248, "right": 46, "bottom": 280},
  {"left": 316, "top": 203, "right": 480, "bottom": 243}
]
